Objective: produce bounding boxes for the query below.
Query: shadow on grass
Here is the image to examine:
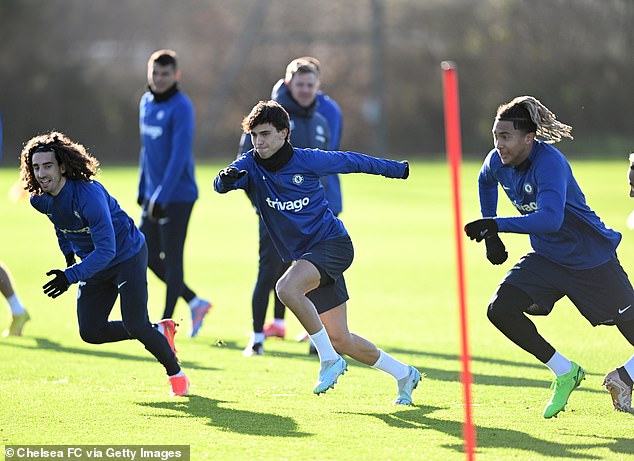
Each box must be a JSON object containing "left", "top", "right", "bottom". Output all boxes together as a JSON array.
[
  {"left": 0, "top": 336, "right": 217, "bottom": 371},
  {"left": 386, "top": 347, "right": 579, "bottom": 373},
  {"left": 138, "top": 395, "right": 311, "bottom": 438},
  {"left": 213, "top": 341, "right": 603, "bottom": 393},
  {"left": 421, "top": 366, "right": 602, "bottom": 394},
  {"left": 209, "top": 339, "right": 320, "bottom": 364},
  {"left": 344, "top": 405, "right": 625, "bottom": 459}
]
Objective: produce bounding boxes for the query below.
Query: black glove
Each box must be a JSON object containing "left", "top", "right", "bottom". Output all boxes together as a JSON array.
[
  {"left": 148, "top": 202, "right": 166, "bottom": 222},
  {"left": 401, "top": 161, "right": 410, "bottom": 179},
  {"left": 484, "top": 235, "right": 508, "bottom": 265},
  {"left": 64, "top": 253, "right": 76, "bottom": 267},
  {"left": 219, "top": 166, "right": 247, "bottom": 186},
  {"left": 43, "top": 269, "right": 70, "bottom": 298},
  {"left": 464, "top": 218, "right": 499, "bottom": 242}
]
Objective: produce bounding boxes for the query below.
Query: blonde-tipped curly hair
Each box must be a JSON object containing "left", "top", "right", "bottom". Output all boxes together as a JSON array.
[{"left": 496, "top": 96, "right": 573, "bottom": 144}]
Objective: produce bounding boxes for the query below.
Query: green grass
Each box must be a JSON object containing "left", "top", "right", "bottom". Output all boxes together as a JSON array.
[{"left": 1, "top": 159, "right": 634, "bottom": 460}]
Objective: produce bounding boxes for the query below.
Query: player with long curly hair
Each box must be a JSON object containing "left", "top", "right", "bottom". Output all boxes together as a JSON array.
[{"left": 21, "top": 131, "right": 189, "bottom": 396}]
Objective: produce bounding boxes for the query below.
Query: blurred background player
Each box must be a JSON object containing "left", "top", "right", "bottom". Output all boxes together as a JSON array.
[
  {"left": 21, "top": 131, "right": 188, "bottom": 396},
  {"left": 216, "top": 100, "right": 421, "bottom": 404},
  {"left": 268, "top": 57, "right": 344, "bottom": 352},
  {"left": 138, "top": 49, "right": 212, "bottom": 337},
  {"left": 238, "top": 58, "right": 337, "bottom": 356},
  {"left": 465, "top": 96, "right": 634, "bottom": 417},
  {"left": 1, "top": 262, "right": 30, "bottom": 337}
]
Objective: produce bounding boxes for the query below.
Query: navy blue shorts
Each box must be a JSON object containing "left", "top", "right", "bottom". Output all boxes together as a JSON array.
[
  {"left": 299, "top": 235, "right": 354, "bottom": 314},
  {"left": 502, "top": 252, "right": 634, "bottom": 326}
]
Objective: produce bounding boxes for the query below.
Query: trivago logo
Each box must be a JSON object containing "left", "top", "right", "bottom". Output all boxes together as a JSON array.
[
  {"left": 513, "top": 200, "right": 538, "bottom": 212},
  {"left": 141, "top": 123, "right": 163, "bottom": 140},
  {"left": 266, "top": 196, "right": 310, "bottom": 212}
]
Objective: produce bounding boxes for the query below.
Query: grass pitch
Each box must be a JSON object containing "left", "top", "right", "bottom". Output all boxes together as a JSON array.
[{"left": 1, "top": 159, "right": 633, "bottom": 460}]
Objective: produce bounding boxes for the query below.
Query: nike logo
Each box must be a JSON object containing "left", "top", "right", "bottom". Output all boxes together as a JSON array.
[
  {"left": 479, "top": 229, "right": 489, "bottom": 238},
  {"left": 618, "top": 304, "right": 631, "bottom": 314},
  {"left": 117, "top": 281, "right": 128, "bottom": 289}
]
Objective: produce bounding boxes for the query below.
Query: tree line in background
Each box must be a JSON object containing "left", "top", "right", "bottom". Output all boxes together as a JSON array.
[{"left": 0, "top": 0, "right": 632, "bottom": 164}]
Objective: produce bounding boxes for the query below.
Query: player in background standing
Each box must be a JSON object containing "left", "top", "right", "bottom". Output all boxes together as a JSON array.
[
  {"left": 21, "top": 131, "right": 189, "bottom": 396},
  {"left": 465, "top": 96, "right": 634, "bottom": 417},
  {"left": 215, "top": 100, "right": 421, "bottom": 404},
  {"left": 138, "top": 49, "right": 212, "bottom": 337},
  {"left": 238, "top": 58, "right": 335, "bottom": 356},
  {"left": 267, "top": 57, "right": 344, "bottom": 352},
  {"left": 1, "top": 262, "right": 30, "bottom": 337}
]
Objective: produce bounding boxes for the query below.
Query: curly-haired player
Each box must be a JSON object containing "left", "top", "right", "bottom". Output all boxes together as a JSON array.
[{"left": 21, "top": 131, "right": 189, "bottom": 396}]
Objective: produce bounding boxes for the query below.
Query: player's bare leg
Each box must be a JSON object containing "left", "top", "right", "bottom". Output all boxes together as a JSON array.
[
  {"left": 321, "top": 304, "right": 422, "bottom": 404},
  {"left": 276, "top": 261, "right": 347, "bottom": 394},
  {"left": 320, "top": 303, "right": 379, "bottom": 365}
]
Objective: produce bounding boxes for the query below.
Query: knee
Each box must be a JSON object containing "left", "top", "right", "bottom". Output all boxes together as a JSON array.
[
  {"left": 275, "top": 277, "right": 294, "bottom": 305},
  {"left": 487, "top": 299, "right": 505, "bottom": 326},
  {"left": 487, "top": 283, "right": 532, "bottom": 326},
  {"left": 79, "top": 326, "right": 105, "bottom": 344}
]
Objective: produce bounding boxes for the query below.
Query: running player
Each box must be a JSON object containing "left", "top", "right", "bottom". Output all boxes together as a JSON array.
[
  {"left": 214, "top": 100, "right": 421, "bottom": 404},
  {"left": 21, "top": 131, "right": 189, "bottom": 397},
  {"left": 465, "top": 96, "right": 634, "bottom": 417}
]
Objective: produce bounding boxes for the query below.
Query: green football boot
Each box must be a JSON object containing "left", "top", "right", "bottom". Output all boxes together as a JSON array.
[{"left": 543, "top": 361, "right": 585, "bottom": 419}]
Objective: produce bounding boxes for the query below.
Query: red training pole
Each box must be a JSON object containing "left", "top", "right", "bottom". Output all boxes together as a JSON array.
[{"left": 441, "top": 61, "right": 476, "bottom": 461}]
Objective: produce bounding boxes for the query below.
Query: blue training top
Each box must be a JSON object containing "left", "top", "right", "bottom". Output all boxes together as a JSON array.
[
  {"left": 214, "top": 148, "right": 407, "bottom": 263},
  {"left": 138, "top": 89, "right": 198, "bottom": 206},
  {"left": 31, "top": 179, "right": 145, "bottom": 284},
  {"left": 478, "top": 140, "right": 621, "bottom": 269}
]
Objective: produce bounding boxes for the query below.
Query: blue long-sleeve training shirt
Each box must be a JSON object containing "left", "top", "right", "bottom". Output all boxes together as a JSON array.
[
  {"left": 138, "top": 89, "right": 198, "bottom": 206},
  {"left": 214, "top": 148, "right": 407, "bottom": 262},
  {"left": 31, "top": 179, "right": 145, "bottom": 284},
  {"left": 478, "top": 140, "right": 621, "bottom": 269}
]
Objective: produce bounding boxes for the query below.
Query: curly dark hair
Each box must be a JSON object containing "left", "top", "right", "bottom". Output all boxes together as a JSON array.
[
  {"left": 20, "top": 131, "right": 100, "bottom": 194},
  {"left": 241, "top": 100, "right": 290, "bottom": 140}
]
